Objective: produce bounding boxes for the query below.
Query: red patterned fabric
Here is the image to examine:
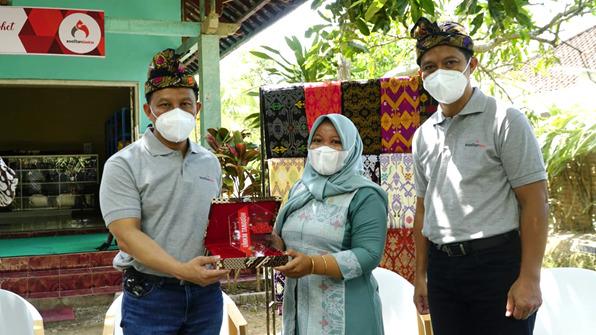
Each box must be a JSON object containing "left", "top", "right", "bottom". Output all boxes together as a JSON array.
[
  {"left": 304, "top": 81, "right": 342, "bottom": 131},
  {"left": 380, "top": 228, "right": 416, "bottom": 283}
]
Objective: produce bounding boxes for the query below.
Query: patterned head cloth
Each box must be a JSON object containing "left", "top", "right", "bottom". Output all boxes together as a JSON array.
[
  {"left": 410, "top": 17, "right": 474, "bottom": 65},
  {"left": 144, "top": 48, "right": 199, "bottom": 100}
]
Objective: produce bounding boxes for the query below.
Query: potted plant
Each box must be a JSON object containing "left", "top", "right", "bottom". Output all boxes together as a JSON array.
[{"left": 206, "top": 127, "right": 262, "bottom": 199}]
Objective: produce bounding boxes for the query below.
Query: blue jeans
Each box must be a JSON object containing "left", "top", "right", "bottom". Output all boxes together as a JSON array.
[
  {"left": 121, "top": 273, "right": 223, "bottom": 335},
  {"left": 427, "top": 232, "right": 537, "bottom": 335}
]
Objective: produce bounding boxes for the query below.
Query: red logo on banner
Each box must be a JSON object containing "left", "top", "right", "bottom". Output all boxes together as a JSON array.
[
  {"left": 0, "top": 7, "right": 104, "bottom": 57},
  {"left": 238, "top": 206, "right": 252, "bottom": 256},
  {"left": 71, "top": 20, "right": 89, "bottom": 38}
]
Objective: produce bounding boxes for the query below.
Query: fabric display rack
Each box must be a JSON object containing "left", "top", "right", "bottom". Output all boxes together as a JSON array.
[{"left": 259, "top": 76, "right": 439, "bottom": 284}]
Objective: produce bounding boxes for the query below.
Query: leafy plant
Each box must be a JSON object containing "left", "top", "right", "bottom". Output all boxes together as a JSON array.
[
  {"left": 250, "top": 34, "right": 337, "bottom": 83},
  {"left": 536, "top": 106, "right": 596, "bottom": 177},
  {"left": 534, "top": 106, "right": 596, "bottom": 232},
  {"left": 206, "top": 127, "right": 262, "bottom": 198}
]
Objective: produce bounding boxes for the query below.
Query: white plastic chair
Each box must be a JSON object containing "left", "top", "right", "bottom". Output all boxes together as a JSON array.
[
  {"left": 102, "top": 291, "right": 247, "bottom": 335},
  {"left": 102, "top": 293, "right": 123, "bottom": 335},
  {"left": 372, "top": 267, "right": 433, "bottom": 335},
  {"left": 0, "top": 289, "right": 45, "bottom": 335},
  {"left": 534, "top": 267, "right": 596, "bottom": 335}
]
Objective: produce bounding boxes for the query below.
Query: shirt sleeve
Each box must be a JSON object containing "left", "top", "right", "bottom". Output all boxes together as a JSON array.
[
  {"left": 332, "top": 188, "right": 388, "bottom": 280},
  {"left": 412, "top": 129, "right": 428, "bottom": 197},
  {"left": 499, "top": 109, "right": 547, "bottom": 188},
  {"left": 99, "top": 158, "right": 141, "bottom": 225},
  {"left": 0, "top": 157, "right": 18, "bottom": 207}
]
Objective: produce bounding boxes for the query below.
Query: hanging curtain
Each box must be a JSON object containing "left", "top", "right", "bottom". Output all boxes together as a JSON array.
[
  {"left": 380, "top": 76, "right": 421, "bottom": 153},
  {"left": 380, "top": 227, "right": 416, "bottom": 283},
  {"left": 361, "top": 155, "right": 381, "bottom": 185},
  {"left": 261, "top": 85, "right": 309, "bottom": 159},
  {"left": 267, "top": 157, "right": 306, "bottom": 202},
  {"left": 380, "top": 153, "right": 416, "bottom": 229},
  {"left": 341, "top": 80, "right": 382, "bottom": 155},
  {"left": 304, "top": 81, "right": 342, "bottom": 132}
]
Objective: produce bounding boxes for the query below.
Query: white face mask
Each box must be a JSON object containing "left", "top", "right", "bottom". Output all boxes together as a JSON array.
[
  {"left": 423, "top": 59, "right": 471, "bottom": 104},
  {"left": 151, "top": 107, "right": 196, "bottom": 143},
  {"left": 308, "top": 146, "right": 349, "bottom": 176}
]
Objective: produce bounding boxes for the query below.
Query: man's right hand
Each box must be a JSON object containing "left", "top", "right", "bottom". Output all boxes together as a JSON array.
[
  {"left": 176, "top": 256, "right": 230, "bottom": 286},
  {"left": 413, "top": 277, "right": 430, "bottom": 315}
]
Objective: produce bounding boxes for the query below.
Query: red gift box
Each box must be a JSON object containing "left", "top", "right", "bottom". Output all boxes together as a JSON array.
[{"left": 205, "top": 198, "right": 289, "bottom": 269}]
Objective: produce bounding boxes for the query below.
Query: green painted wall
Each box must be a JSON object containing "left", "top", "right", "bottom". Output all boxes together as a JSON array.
[{"left": 1, "top": 0, "right": 185, "bottom": 130}]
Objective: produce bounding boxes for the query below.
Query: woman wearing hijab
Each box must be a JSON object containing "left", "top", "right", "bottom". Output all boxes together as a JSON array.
[{"left": 274, "top": 114, "right": 388, "bottom": 335}]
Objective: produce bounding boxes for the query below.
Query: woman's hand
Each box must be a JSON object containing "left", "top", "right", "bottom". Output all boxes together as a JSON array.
[{"left": 275, "top": 249, "right": 312, "bottom": 278}]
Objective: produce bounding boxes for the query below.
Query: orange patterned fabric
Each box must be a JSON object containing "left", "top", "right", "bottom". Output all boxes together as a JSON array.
[
  {"left": 380, "top": 228, "right": 416, "bottom": 284},
  {"left": 304, "top": 81, "right": 342, "bottom": 131}
]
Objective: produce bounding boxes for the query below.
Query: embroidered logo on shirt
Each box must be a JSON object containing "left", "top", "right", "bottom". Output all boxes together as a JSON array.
[{"left": 464, "top": 139, "right": 486, "bottom": 149}]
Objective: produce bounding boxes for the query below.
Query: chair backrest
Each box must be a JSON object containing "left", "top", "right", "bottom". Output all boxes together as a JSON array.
[
  {"left": 534, "top": 267, "right": 596, "bottom": 335},
  {"left": 103, "top": 291, "right": 246, "bottom": 335},
  {"left": 0, "top": 289, "right": 44, "bottom": 335},
  {"left": 372, "top": 267, "right": 420, "bottom": 335}
]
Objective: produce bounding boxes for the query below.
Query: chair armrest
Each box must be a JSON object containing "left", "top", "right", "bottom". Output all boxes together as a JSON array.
[
  {"left": 226, "top": 302, "right": 248, "bottom": 335},
  {"left": 417, "top": 313, "right": 433, "bottom": 335},
  {"left": 33, "top": 319, "right": 45, "bottom": 335},
  {"left": 103, "top": 313, "right": 116, "bottom": 335}
]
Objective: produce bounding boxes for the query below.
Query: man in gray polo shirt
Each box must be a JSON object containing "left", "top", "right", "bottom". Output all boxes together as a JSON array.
[
  {"left": 410, "top": 18, "right": 548, "bottom": 335},
  {"left": 100, "top": 49, "right": 228, "bottom": 335}
]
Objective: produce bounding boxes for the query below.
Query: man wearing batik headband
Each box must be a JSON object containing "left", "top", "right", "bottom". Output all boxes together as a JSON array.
[
  {"left": 410, "top": 17, "right": 548, "bottom": 334},
  {"left": 100, "top": 48, "right": 229, "bottom": 334}
]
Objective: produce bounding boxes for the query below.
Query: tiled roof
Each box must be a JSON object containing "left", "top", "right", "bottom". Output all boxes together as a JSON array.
[
  {"left": 182, "top": 0, "right": 308, "bottom": 71},
  {"left": 525, "top": 25, "right": 596, "bottom": 92}
]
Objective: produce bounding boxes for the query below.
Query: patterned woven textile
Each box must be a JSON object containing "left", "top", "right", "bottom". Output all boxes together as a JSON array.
[
  {"left": 380, "top": 228, "right": 416, "bottom": 283},
  {"left": 267, "top": 158, "right": 305, "bottom": 202},
  {"left": 304, "top": 81, "right": 342, "bottom": 131},
  {"left": 419, "top": 76, "right": 438, "bottom": 125},
  {"left": 380, "top": 76, "right": 421, "bottom": 153},
  {"left": 361, "top": 155, "right": 381, "bottom": 185},
  {"left": 380, "top": 153, "right": 416, "bottom": 229},
  {"left": 261, "top": 85, "right": 309, "bottom": 158},
  {"left": 341, "top": 80, "right": 381, "bottom": 155},
  {"left": 217, "top": 255, "right": 289, "bottom": 270}
]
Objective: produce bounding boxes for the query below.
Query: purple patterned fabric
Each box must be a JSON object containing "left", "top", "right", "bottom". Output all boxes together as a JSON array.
[
  {"left": 274, "top": 270, "right": 285, "bottom": 314},
  {"left": 380, "top": 77, "right": 421, "bottom": 153},
  {"left": 380, "top": 153, "right": 416, "bottom": 229}
]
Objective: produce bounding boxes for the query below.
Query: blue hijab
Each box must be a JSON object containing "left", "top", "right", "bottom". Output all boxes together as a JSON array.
[{"left": 274, "top": 114, "right": 388, "bottom": 234}]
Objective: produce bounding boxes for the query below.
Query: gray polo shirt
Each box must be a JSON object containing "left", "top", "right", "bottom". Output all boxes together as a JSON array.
[
  {"left": 100, "top": 128, "right": 221, "bottom": 276},
  {"left": 412, "top": 88, "right": 546, "bottom": 244}
]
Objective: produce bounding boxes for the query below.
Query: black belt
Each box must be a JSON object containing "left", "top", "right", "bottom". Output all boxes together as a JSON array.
[
  {"left": 124, "top": 267, "right": 192, "bottom": 286},
  {"left": 431, "top": 230, "right": 519, "bottom": 257}
]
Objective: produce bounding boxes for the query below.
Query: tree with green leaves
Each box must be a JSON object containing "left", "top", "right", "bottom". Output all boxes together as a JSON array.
[{"left": 251, "top": 0, "right": 595, "bottom": 99}]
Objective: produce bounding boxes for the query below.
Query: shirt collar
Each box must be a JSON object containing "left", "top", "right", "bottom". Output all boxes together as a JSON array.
[
  {"left": 142, "top": 128, "right": 201, "bottom": 156},
  {"left": 431, "top": 88, "right": 488, "bottom": 125}
]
